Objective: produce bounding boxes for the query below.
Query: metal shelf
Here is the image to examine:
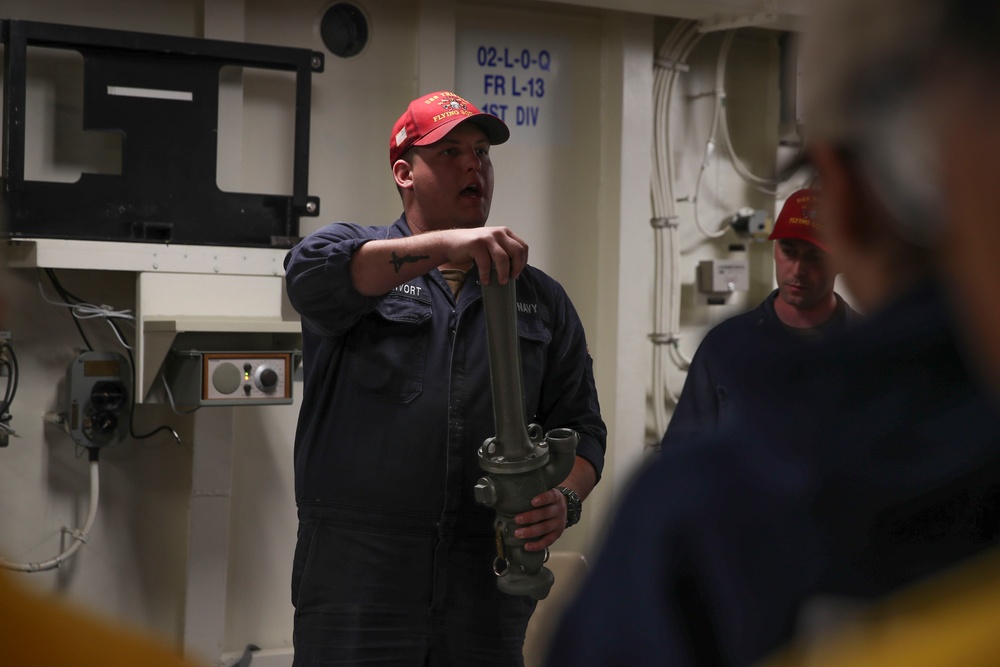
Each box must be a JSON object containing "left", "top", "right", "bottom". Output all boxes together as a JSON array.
[
  {"left": 2, "top": 237, "right": 289, "bottom": 276},
  {"left": 2, "top": 238, "right": 302, "bottom": 402}
]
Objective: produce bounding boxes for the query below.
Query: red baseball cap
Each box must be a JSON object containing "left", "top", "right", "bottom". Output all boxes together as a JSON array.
[
  {"left": 389, "top": 91, "right": 509, "bottom": 165},
  {"left": 768, "top": 188, "right": 830, "bottom": 253}
]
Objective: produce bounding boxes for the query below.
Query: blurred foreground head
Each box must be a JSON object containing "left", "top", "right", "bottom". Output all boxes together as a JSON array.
[{"left": 800, "top": 0, "right": 1000, "bottom": 391}]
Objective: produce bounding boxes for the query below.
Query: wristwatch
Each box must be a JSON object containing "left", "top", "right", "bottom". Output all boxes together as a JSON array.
[{"left": 557, "top": 486, "right": 583, "bottom": 528}]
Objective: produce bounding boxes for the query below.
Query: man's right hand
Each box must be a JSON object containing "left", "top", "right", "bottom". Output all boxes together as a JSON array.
[
  {"left": 351, "top": 226, "right": 529, "bottom": 297},
  {"left": 438, "top": 226, "right": 528, "bottom": 286}
]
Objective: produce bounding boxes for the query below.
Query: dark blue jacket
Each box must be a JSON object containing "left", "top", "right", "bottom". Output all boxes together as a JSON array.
[
  {"left": 662, "top": 290, "right": 858, "bottom": 446},
  {"left": 547, "top": 280, "right": 1000, "bottom": 667},
  {"left": 284, "top": 216, "right": 606, "bottom": 529}
]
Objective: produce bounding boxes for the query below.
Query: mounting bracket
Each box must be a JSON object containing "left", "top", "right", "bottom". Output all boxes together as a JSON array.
[{"left": 1, "top": 19, "right": 324, "bottom": 247}]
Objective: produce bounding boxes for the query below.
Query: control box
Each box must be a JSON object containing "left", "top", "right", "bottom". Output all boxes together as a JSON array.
[
  {"left": 697, "top": 258, "right": 749, "bottom": 294},
  {"left": 66, "top": 351, "right": 131, "bottom": 447},
  {"left": 165, "top": 351, "right": 295, "bottom": 406}
]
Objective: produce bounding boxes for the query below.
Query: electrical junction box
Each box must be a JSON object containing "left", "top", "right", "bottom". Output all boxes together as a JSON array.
[
  {"left": 164, "top": 351, "right": 296, "bottom": 407},
  {"left": 697, "top": 258, "right": 749, "bottom": 294},
  {"left": 66, "top": 351, "right": 131, "bottom": 448},
  {"left": 731, "top": 208, "right": 771, "bottom": 241}
]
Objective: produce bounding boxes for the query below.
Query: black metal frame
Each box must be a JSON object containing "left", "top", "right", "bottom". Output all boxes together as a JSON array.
[{"left": 1, "top": 19, "right": 324, "bottom": 247}]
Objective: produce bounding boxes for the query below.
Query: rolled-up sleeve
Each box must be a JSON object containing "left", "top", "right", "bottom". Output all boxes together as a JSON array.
[{"left": 284, "top": 223, "right": 383, "bottom": 336}]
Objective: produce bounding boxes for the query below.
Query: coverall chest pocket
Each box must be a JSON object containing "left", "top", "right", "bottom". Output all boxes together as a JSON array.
[
  {"left": 345, "top": 294, "right": 432, "bottom": 403},
  {"left": 516, "top": 314, "right": 552, "bottom": 410}
]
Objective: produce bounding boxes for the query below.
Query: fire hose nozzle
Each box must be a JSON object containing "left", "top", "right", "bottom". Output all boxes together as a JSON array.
[{"left": 476, "top": 267, "right": 580, "bottom": 600}]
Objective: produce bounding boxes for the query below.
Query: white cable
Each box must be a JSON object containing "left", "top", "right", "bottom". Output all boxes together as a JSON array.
[
  {"left": 161, "top": 373, "right": 200, "bottom": 416},
  {"left": 691, "top": 93, "right": 729, "bottom": 240},
  {"left": 650, "top": 20, "right": 703, "bottom": 436},
  {"left": 715, "top": 30, "right": 781, "bottom": 194},
  {"left": 70, "top": 304, "right": 134, "bottom": 321},
  {"left": 667, "top": 223, "right": 691, "bottom": 371},
  {"left": 1, "top": 459, "right": 100, "bottom": 572},
  {"left": 656, "top": 22, "right": 703, "bottom": 222},
  {"left": 689, "top": 31, "right": 748, "bottom": 238},
  {"left": 651, "top": 220, "right": 668, "bottom": 437},
  {"left": 36, "top": 280, "right": 134, "bottom": 321},
  {"left": 36, "top": 279, "right": 136, "bottom": 349}
]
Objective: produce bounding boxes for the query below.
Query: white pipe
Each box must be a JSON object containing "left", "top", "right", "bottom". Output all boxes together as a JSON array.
[{"left": 1, "top": 459, "right": 100, "bottom": 572}]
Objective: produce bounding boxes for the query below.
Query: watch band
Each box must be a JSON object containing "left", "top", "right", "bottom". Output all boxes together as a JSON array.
[{"left": 557, "top": 485, "right": 583, "bottom": 528}]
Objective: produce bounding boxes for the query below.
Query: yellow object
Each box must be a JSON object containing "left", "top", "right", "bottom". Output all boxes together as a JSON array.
[
  {"left": 761, "top": 548, "right": 1000, "bottom": 667},
  {"left": 0, "top": 567, "right": 203, "bottom": 667}
]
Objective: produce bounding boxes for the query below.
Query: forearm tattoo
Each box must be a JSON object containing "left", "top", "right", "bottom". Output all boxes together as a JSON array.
[{"left": 390, "top": 251, "right": 430, "bottom": 273}]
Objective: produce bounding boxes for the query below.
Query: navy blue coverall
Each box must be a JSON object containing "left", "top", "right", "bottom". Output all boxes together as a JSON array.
[
  {"left": 284, "top": 215, "right": 606, "bottom": 666},
  {"left": 662, "top": 289, "right": 857, "bottom": 446},
  {"left": 547, "top": 280, "right": 1000, "bottom": 667}
]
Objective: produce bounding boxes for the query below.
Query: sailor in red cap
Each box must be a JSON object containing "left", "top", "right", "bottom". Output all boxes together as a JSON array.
[
  {"left": 284, "top": 92, "right": 606, "bottom": 666},
  {"left": 767, "top": 188, "right": 840, "bottom": 328},
  {"left": 661, "top": 187, "right": 859, "bottom": 446}
]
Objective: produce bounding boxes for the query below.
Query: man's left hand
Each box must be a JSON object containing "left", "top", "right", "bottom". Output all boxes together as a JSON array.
[{"left": 513, "top": 488, "right": 567, "bottom": 552}]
